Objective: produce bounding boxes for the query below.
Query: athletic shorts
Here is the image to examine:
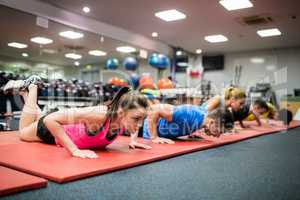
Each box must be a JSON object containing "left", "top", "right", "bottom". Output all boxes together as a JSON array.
[{"left": 36, "top": 109, "right": 58, "bottom": 144}]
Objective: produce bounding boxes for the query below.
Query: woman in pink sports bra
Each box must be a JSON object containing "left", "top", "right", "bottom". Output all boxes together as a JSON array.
[{"left": 4, "top": 75, "right": 150, "bottom": 159}]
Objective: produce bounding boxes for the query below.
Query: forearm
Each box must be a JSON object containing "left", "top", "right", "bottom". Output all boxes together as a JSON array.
[
  {"left": 130, "top": 130, "right": 138, "bottom": 144},
  {"left": 147, "top": 115, "right": 159, "bottom": 139},
  {"left": 250, "top": 111, "right": 261, "bottom": 126},
  {"left": 239, "top": 120, "right": 246, "bottom": 128},
  {"left": 45, "top": 119, "right": 78, "bottom": 154},
  {"left": 254, "top": 114, "right": 262, "bottom": 126}
]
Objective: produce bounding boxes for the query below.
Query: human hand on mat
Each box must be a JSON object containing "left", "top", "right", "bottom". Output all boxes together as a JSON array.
[
  {"left": 241, "top": 124, "right": 251, "bottom": 129},
  {"left": 151, "top": 137, "right": 175, "bottom": 144},
  {"left": 72, "top": 149, "right": 98, "bottom": 159},
  {"left": 129, "top": 142, "right": 152, "bottom": 150}
]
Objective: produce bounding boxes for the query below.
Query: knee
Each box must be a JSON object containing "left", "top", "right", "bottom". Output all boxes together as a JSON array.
[
  {"left": 19, "top": 130, "right": 26, "bottom": 141},
  {"left": 19, "top": 130, "right": 30, "bottom": 141}
]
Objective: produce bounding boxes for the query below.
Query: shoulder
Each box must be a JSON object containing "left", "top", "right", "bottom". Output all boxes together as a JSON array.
[{"left": 150, "top": 103, "right": 173, "bottom": 111}]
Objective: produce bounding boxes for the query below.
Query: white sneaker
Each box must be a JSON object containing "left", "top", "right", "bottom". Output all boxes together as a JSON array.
[
  {"left": 23, "top": 75, "right": 42, "bottom": 89},
  {"left": 3, "top": 80, "right": 25, "bottom": 92}
]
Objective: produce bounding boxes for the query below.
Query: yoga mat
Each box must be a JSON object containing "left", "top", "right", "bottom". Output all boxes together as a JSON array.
[
  {"left": 0, "top": 166, "right": 47, "bottom": 196},
  {"left": 0, "top": 121, "right": 299, "bottom": 183}
]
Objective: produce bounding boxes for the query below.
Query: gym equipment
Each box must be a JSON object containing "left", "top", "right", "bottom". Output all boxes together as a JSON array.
[
  {"left": 0, "top": 132, "right": 23, "bottom": 146},
  {"left": 189, "top": 69, "right": 201, "bottom": 78},
  {"left": 108, "top": 77, "right": 128, "bottom": 87},
  {"left": 148, "top": 53, "right": 170, "bottom": 69},
  {"left": 157, "top": 78, "right": 174, "bottom": 89},
  {"left": 0, "top": 121, "right": 299, "bottom": 183},
  {"left": 128, "top": 73, "right": 140, "bottom": 89},
  {"left": 106, "top": 58, "right": 119, "bottom": 70},
  {"left": 248, "top": 83, "right": 278, "bottom": 109},
  {"left": 233, "top": 65, "right": 242, "bottom": 86},
  {"left": 139, "top": 75, "right": 154, "bottom": 89},
  {"left": 0, "top": 166, "right": 47, "bottom": 196},
  {"left": 123, "top": 57, "right": 139, "bottom": 71}
]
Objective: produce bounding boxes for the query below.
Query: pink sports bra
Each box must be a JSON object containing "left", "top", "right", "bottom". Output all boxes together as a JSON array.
[{"left": 56, "top": 120, "right": 124, "bottom": 149}]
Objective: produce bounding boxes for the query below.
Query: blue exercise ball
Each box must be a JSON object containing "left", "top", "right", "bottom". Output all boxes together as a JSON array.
[
  {"left": 148, "top": 53, "right": 170, "bottom": 69},
  {"left": 123, "top": 57, "right": 139, "bottom": 71},
  {"left": 106, "top": 58, "right": 119, "bottom": 70},
  {"left": 128, "top": 73, "right": 140, "bottom": 89}
]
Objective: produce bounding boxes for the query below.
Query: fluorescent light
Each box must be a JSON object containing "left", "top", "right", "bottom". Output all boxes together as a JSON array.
[
  {"left": 30, "top": 37, "right": 53, "bottom": 45},
  {"left": 177, "top": 62, "right": 189, "bottom": 67},
  {"left": 65, "top": 53, "right": 82, "bottom": 60},
  {"left": 83, "top": 6, "right": 90, "bottom": 13},
  {"left": 152, "top": 32, "right": 158, "bottom": 37},
  {"left": 155, "top": 9, "right": 186, "bottom": 22},
  {"left": 257, "top": 28, "right": 281, "bottom": 37},
  {"left": 42, "top": 49, "right": 57, "bottom": 54},
  {"left": 219, "top": 0, "right": 253, "bottom": 11},
  {"left": 205, "top": 34, "right": 228, "bottom": 43},
  {"left": 176, "top": 51, "right": 183, "bottom": 56},
  {"left": 116, "top": 46, "right": 136, "bottom": 53},
  {"left": 196, "top": 49, "right": 202, "bottom": 54},
  {"left": 250, "top": 57, "right": 265, "bottom": 64},
  {"left": 22, "top": 53, "right": 29, "bottom": 57},
  {"left": 59, "top": 31, "right": 84, "bottom": 39},
  {"left": 8, "top": 42, "right": 28, "bottom": 49},
  {"left": 88, "top": 50, "right": 107, "bottom": 56},
  {"left": 74, "top": 61, "right": 80, "bottom": 66}
]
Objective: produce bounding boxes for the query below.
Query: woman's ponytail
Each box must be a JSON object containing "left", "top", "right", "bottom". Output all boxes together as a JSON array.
[{"left": 106, "top": 86, "right": 131, "bottom": 120}]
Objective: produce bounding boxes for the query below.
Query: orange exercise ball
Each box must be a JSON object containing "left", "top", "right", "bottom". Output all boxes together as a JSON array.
[
  {"left": 108, "top": 77, "right": 119, "bottom": 85},
  {"left": 118, "top": 79, "right": 128, "bottom": 87},
  {"left": 108, "top": 77, "right": 128, "bottom": 86},
  {"left": 157, "top": 78, "right": 173, "bottom": 89},
  {"left": 139, "top": 75, "right": 154, "bottom": 89}
]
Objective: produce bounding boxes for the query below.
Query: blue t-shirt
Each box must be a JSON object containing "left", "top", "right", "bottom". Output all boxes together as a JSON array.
[{"left": 143, "top": 105, "right": 205, "bottom": 139}]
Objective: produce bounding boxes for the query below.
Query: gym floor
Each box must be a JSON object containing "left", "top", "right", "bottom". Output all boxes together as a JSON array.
[{"left": 2, "top": 128, "right": 300, "bottom": 200}]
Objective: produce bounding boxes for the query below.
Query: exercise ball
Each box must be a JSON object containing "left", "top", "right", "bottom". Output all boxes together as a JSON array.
[
  {"left": 118, "top": 79, "right": 128, "bottom": 87},
  {"left": 139, "top": 75, "right": 154, "bottom": 89},
  {"left": 123, "top": 57, "right": 139, "bottom": 71},
  {"left": 128, "top": 73, "right": 140, "bottom": 89},
  {"left": 106, "top": 58, "right": 119, "bottom": 70},
  {"left": 108, "top": 77, "right": 119, "bottom": 85},
  {"left": 108, "top": 77, "right": 128, "bottom": 87},
  {"left": 148, "top": 53, "right": 170, "bottom": 69},
  {"left": 157, "top": 78, "right": 174, "bottom": 89}
]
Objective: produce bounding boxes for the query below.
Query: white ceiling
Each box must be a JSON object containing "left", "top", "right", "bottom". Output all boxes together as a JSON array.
[
  {"left": 0, "top": 5, "right": 141, "bottom": 67},
  {"left": 1, "top": 0, "right": 300, "bottom": 69},
  {"left": 39, "top": 0, "right": 300, "bottom": 54}
]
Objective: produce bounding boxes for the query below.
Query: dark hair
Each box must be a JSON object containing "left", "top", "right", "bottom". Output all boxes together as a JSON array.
[
  {"left": 222, "top": 108, "right": 235, "bottom": 131},
  {"left": 253, "top": 99, "right": 269, "bottom": 110},
  {"left": 106, "top": 86, "right": 149, "bottom": 120},
  {"left": 278, "top": 109, "right": 293, "bottom": 125}
]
